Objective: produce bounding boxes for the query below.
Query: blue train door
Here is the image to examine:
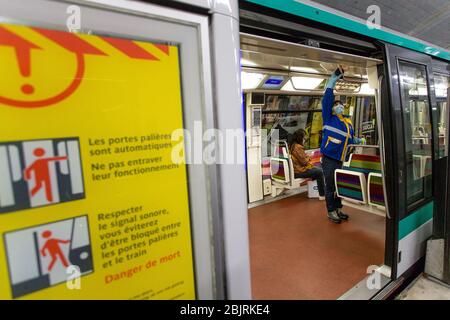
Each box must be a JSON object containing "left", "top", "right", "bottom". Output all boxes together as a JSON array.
[{"left": 383, "top": 43, "right": 442, "bottom": 279}]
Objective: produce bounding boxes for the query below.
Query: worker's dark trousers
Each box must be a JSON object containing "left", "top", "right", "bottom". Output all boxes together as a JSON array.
[{"left": 321, "top": 155, "right": 343, "bottom": 212}]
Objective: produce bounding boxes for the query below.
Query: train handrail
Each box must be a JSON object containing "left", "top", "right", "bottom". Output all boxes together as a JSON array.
[
  {"left": 344, "top": 144, "right": 379, "bottom": 157},
  {"left": 288, "top": 76, "right": 363, "bottom": 95}
]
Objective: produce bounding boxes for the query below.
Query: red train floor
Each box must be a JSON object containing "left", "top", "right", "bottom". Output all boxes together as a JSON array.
[{"left": 248, "top": 193, "right": 385, "bottom": 300}]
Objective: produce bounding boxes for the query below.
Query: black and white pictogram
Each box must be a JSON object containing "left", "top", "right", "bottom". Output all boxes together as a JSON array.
[
  {"left": 0, "top": 138, "right": 85, "bottom": 213},
  {"left": 4, "top": 215, "right": 93, "bottom": 298}
]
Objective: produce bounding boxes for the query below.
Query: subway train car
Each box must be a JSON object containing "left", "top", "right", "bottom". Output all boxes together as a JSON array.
[
  {"left": 241, "top": 0, "right": 450, "bottom": 299},
  {"left": 0, "top": 0, "right": 449, "bottom": 300}
]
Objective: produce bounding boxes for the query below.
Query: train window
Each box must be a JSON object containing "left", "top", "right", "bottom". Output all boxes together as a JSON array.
[
  {"left": 333, "top": 95, "right": 377, "bottom": 145},
  {"left": 261, "top": 95, "right": 323, "bottom": 156},
  {"left": 359, "top": 97, "right": 377, "bottom": 145},
  {"left": 261, "top": 94, "right": 377, "bottom": 154},
  {"left": 398, "top": 61, "right": 433, "bottom": 206},
  {"left": 434, "top": 74, "right": 449, "bottom": 158}
]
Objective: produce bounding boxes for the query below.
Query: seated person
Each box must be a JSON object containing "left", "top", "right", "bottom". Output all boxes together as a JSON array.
[{"left": 289, "top": 129, "right": 325, "bottom": 200}]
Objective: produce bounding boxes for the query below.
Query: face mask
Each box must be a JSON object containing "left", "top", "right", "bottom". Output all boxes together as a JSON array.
[{"left": 334, "top": 104, "right": 344, "bottom": 115}]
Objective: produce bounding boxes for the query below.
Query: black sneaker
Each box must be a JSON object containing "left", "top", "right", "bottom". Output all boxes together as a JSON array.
[
  {"left": 327, "top": 211, "right": 341, "bottom": 224},
  {"left": 336, "top": 208, "right": 349, "bottom": 220}
]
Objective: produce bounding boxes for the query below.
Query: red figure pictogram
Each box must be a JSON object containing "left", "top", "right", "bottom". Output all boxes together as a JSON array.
[
  {"left": 24, "top": 148, "right": 67, "bottom": 202},
  {"left": 40, "top": 230, "right": 70, "bottom": 272}
]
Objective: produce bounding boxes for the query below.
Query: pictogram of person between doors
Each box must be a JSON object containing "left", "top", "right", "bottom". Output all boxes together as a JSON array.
[{"left": 0, "top": 24, "right": 170, "bottom": 108}]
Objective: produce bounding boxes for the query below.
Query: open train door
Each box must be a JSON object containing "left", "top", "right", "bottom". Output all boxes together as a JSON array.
[
  {"left": 0, "top": 0, "right": 250, "bottom": 300},
  {"left": 426, "top": 58, "right": 450, "bottom": 283},
  {"left": 382, "top": 43, "right": 443, "bottom": 281}
]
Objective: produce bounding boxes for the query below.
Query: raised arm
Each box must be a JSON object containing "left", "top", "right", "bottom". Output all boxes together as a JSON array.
[
  {"left": 47, "top": 156, "right": 68, "bottom": 162},
  {"left": 322, "top": 88, "right": 334, "bottom": 123},
  {"left": 322, "top": 72, "right": 342, "bottom": 123}
]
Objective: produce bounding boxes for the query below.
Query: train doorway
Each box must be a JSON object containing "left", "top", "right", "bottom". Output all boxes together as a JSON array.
[{"left": 241, "top": 34, "right": 391, "bottom": 299}]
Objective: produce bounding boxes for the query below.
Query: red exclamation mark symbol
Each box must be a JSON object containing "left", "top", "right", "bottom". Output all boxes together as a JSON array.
[{"left": 0, "top": 26, "right": 40, "bottom": 95}]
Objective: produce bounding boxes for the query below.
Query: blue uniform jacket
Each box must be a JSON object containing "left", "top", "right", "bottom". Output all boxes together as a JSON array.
[{"left": 320, "top": 88, "right": 355, "bottom": 162}]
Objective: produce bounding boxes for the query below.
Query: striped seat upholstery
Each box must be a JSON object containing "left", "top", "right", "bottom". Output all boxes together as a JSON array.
[
  {"left": 368, "top": 173, "right": 385, "bottom": 209},
  {"left": 346, "top": 154, "right": 381, "bottom": 176},
  {"left": 269, "top": 141, "right": 309, "bottom": 192},
  {"left": 261, "top": 158, "right": 271, "bottom": 179},
  {"left": 273, "top": 145, "right": 288, "bottom": 158},
  {"left": 308, "top": 150, "right": 322, "bottom": 167},
  {"left": 335, "top": 153, "right": 384, "bottom": 207},
  {"left": 335, "top": 170, "right": 366, "bottom": 203},
  {"left": 270, "top": 158, "right": 290, "bottom": 183}
]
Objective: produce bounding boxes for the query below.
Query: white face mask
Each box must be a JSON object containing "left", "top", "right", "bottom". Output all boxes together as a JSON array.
[{"left": 334, "top": 104, "right": 344, "bottom": 115}]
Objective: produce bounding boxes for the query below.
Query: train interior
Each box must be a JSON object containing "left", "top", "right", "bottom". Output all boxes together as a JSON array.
[
  {"left": 242, "top": 32, "right": 450, "bottom": 299},
  {"left": 242, "top": 33, "right": 389, "bottom": 299}
]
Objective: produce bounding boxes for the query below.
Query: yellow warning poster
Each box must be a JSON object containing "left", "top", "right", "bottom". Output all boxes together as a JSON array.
[{"left": 0, "top": 23, "right": 196, "bottom": 299}]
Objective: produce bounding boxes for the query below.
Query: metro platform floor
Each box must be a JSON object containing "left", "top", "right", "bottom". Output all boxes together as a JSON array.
[
  {"left": 397, "top": 274, "right": 450, "bottom": 300},
  {"left": 248, "top": 193, "right": 385, "bottom": 300}
]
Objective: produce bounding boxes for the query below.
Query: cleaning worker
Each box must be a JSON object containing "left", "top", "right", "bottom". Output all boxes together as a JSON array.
[{"left": 320, "top": 67, "right": 365, "bottom": 224}]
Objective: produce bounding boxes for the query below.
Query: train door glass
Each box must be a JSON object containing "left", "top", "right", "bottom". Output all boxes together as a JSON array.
[
  {"left": 435, "top": 74, "right": 450, "bottom": 158},
  {"left": 353, "top": 96, "right": 377, "bottom": 145},
  {"left": 398, "top": 61, "right": 433, "bottom": 206},
  {"left": 385, "top": 43, "right": 439, "bottom": 278}
]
